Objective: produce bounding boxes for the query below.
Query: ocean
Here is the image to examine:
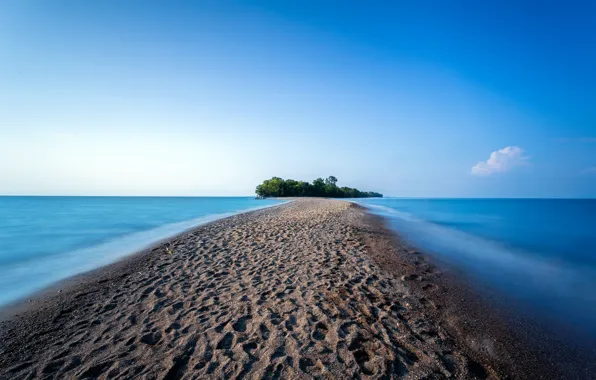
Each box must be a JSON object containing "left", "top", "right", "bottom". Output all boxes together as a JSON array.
[
  {"left": 355, "top": 198, "right": 596, "bottom": 342},
  {"left": 0, "top": 196, "right": 283, "bottom": 307}
]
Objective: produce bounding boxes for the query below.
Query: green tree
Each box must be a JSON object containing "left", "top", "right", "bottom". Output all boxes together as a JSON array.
[
  {"left": 255, "top": 176, "right": 382, "bottom": 199},
  {"left": 312, "top": 178, "right": 326, "bottom": 196}
]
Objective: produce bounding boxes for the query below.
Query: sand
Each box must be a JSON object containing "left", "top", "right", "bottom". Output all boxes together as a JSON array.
[{"left": 0, "top": 199, "right": 557, "bottom": 379}]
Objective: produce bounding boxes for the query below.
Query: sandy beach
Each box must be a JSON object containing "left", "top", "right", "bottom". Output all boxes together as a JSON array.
[{"left": 0, "top": 199, "right": 556, "bottom": 379}]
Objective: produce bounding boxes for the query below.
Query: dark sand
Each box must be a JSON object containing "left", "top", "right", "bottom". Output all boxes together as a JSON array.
[{"left": 0, "top": 199, "right": 567, "bottom": 379}]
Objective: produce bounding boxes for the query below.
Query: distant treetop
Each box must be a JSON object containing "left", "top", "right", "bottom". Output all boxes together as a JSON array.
[{"left": 255, "top": 176, "right": 383, "bottom": 198}]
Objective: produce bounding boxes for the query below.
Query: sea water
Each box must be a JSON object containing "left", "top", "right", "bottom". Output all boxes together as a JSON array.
[
  {"left": 355, "top": 198, "right": 596, "bottom": 341},
  {"left": 0, "top": 196, "right": 283, "bottom": 307}
]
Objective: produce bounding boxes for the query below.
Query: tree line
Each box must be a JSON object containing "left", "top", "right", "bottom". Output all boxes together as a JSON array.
[{"left": 255, "top": 176, "right": 383, "bottom": 198}]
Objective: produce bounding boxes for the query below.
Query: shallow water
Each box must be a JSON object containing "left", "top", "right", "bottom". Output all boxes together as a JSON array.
[
  {"left": 355, "top": 198, "right": 596, "bottom": 341},
  {"left": 0, "top": 196, "right": 283, "bottom": 306}
]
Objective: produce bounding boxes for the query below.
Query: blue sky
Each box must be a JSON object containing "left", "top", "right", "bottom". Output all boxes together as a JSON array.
[{"left": 1, "top": 0, "right": 595, "bottom": 197}]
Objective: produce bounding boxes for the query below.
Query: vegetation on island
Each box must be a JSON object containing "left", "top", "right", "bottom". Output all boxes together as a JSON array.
[{"left": 255, "top": 176, "right": 383, "bottom": 198}]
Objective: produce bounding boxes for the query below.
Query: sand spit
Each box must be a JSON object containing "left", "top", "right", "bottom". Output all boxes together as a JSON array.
[{"left": 0, "top": 199, "right": 549, "bottom": 379}]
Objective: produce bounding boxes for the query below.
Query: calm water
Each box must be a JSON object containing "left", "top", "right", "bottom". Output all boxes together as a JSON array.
[
  {"left": 0, "top": 196, "right": 283, "bottom": 306},
  {"left": 355, "top": 198, "right": 596, "bottom": 340}
]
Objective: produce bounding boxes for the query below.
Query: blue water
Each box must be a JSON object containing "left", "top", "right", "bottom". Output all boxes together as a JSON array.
[
  {"left": 0, "top": 196, "right": 283, "bottom": 307},
  {"left": 355, "top": 198, "right": 596, "bottom": 339}
]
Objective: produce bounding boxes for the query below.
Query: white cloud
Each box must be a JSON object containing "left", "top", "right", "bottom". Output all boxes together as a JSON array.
[{"left": 471, "top": 146, "right": 529, "bottom": 176}]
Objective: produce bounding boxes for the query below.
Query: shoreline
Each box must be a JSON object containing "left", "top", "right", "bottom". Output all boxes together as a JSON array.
[
  {"left": 357, "top": 210, "right": 558, "bottom": 378},
  {"left": 0, "top": 199, "right": 568, "bottom": 378},
  {"left": 0, "top": 200, "right": 290, "bottom": 316},
  {"left": 359, "top": 203, "right": 596, "bottom": 379}
]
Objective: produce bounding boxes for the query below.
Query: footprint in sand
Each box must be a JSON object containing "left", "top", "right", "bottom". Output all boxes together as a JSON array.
[
  {"left": 232, "top": 315, "right": 251, "bottom": 332},
  {"left": 140, "top": 332, "right": 162, "bottom": 345},
  {"left": 216, "top": 332, "right": 234, "bottom": 350},
  {"left": 312, "top": 322, "right": 328, "bottom": 341}
]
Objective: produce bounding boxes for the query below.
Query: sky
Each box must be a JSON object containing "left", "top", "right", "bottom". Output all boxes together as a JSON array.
[{"left": 1, "top": 0, "right": 595, "bottom": 197}]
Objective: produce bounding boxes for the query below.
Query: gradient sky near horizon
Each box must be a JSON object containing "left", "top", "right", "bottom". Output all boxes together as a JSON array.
[{"left": 1, "top": 1, "right": 595, "bottom": 197}]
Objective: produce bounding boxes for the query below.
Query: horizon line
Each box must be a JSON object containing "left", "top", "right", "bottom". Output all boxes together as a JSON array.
[{"left": 0, "top": 195, "right": 594, "bottom": 200}]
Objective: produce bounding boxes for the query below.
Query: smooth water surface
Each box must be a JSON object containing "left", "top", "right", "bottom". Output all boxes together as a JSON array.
[
  {"left": 355, "top": 198, "right": 596, "bottom": 340},
  {"left": 0, "top": 196, "right": 283, "bottom": 306}
]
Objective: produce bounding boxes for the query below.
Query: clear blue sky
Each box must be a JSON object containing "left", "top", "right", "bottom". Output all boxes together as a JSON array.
[{"left": 1, "top": 0, "right": 595, "bottom": 197}]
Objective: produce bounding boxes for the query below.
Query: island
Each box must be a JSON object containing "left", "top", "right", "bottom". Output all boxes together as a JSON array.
[{"left": 255, "top": 176, "right": 383, "bottom": 198}]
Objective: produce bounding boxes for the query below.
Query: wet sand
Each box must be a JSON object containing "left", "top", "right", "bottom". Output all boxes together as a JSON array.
[{"left": 0, "top": 199, "right": 557, "bottom": 379}]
